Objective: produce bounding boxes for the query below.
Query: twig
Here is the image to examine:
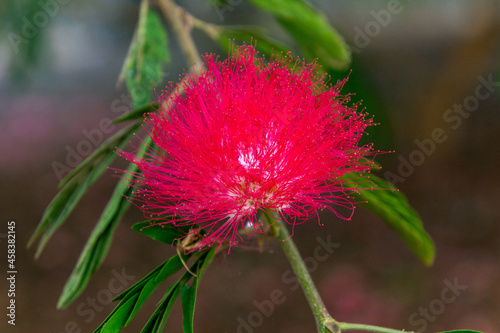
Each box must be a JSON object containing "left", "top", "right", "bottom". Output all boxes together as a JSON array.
[
  {"left": 269, "top": 215, "right": 340, "bottom": 333},
  {"left": 191, "top": 16, "right": 221, "bottom": 41},
  {"left": 156, "top": 0, "right": 203, "bottom": 73}
]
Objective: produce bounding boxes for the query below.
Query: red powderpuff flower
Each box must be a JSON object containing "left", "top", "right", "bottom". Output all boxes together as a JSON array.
[{"left": 121, "top": 45, "right": 375, "bottom": 251}]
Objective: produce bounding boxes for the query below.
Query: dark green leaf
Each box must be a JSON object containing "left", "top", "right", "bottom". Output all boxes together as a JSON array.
[
  {"left": 57, "top": 136, "right": 153, "bottom": 309},
  {"left": 141, "top": 249, "right": 215, "bottom": 333},
  {"left": 94, "top": 254, "right": 190, "bottom": 333},
  {"left": 132, "top": 220, "right": 190, "bottom": 246},
  {"left": 181, "top": 248, "right": 216, "bottom": 333},
  {"left": 141, "top": 284, "right": 182, "bottom": 333},
  {"left": 28, "top": 123, "right": 140, "bottom": 257},
  {"left": 99, "top": 295, "right": 138, "bottom": 333},
  {"left": 59, "top": 123, "right": 141, "bottom": 188},
  {"left": 29, "top": 149, "right": 117, "bottom": 257},
  {"left": 29, "top": 180, "right": 80, "bottom": 255},
  {"left": 247, "top": 0, "right": 350, "bottom": 70},
  {"left": 119, "top": 1, "right": 170, "bottom": 108},
  {"left": 112, "top": 103, "right": 160, "bottom": 124},
  {"left": 345, "top": 173, "right": 435, "bottom": 266},
  {"left": 217, "top": 25, "right": 290, "bottom": 58},
  {"left": 181, "top": 284, "right": 196, "bottom": 333}
]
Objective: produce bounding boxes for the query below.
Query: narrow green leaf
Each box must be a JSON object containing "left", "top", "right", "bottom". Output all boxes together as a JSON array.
[
  {"left": 112, "top": 103, "right": 160, "bottom": 124},
  {"left": 132, "top": 220, "right": 190, "bottom": 246},
  {"left": 181, "top": 285, "right": 196, "bottom": 333},
  {"left": 113, "top": 255, "right": 186, "bottom": 302},
  {"left": 141, "top": 249, "right": 215, "bottom": 333},
  {"left": 119, "top": 1, "right": 170, "bottom": 108},
  {"left": 30, "top": 152, "right": 114, "bottom": 257},
  {"left": 345, "top": 173, "right": 435, "bottom": 266},
  {"left": 247, "top": 0, "right": 350, "bottom": 70},
  {"left": 99, "top": 294, "right": 138, "bottom": 333},
  {"left": 28, "top": 122, "right": 140, "bottom": 256},
  {"left": 94, "top": 254, "right": 189, "bottom": 333},
  {"left": 59, "top": 123, "right": 141, "bottom": 188},
  {"left": 29, "top": 181, "right": 78, "bottom": 251},
  {"left": 181, "top": 248, "right": 216, "bottom": 333},
  {"left": 57, "top": 136, "right": 153, "bottom": 309},
  {"left": 141, "top": 283, "right": 182, "bottom": 333}
]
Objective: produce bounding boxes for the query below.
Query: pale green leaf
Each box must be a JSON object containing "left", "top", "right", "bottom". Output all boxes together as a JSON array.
[{"left": 119, "top": 2, "right": 170, "bottom": 108}]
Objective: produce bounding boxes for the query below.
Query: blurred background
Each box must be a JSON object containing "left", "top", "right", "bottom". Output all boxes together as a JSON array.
[{"left": 1, "top": 0, "right": 500, "bottom": 332}]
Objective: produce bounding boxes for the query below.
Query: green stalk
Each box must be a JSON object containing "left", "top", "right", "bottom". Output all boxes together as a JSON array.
[
  {"left": 268, "top": 213, "right": 415, "bottom": 333},
  {"left": 269, "top": 215, "right": 340, "bottom": 333},
  {"left": 339, "top": 322, "right": 417, "bottom": 333}
]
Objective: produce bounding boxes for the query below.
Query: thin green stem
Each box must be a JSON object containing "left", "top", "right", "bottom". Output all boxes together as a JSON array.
[
  {"left": 339, "top": 322, "right": 417, "bottom": 333},
  {"left": 269, "top": 215, "right": 340, "bottom": 333},
  {"left": 267, "top": 213, "right": 414, "bottom": 333}
]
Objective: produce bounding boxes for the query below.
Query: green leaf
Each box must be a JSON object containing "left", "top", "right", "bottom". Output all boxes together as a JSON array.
[
  {"left": 181, "top": 248, "right": 216, "bottom": 333},
  {"left": 29, "top": 181, "right": 80, "bottom": 255},
  {"left": 119, "top": 1, "right": 170, "bottom": 108},
  {"left": 217, "top": 25, "right": 290, "bottom": 58},
  {"left": 345, "top": 173, "right": 435, "bottom": 266},
  {"left": 181, "top": 283, "right": 197, "bottom": 333},
  {"left": 28, "top": 123, "right": 140, "bottom": 257},
  {"left": 59, "top": 123, "right": 141, "bottom": 188},
  {"left": 29, "top": 168, "right": 102, "bottom": 257},
  {"left": 98, "top": 295, "right": 137, "bottom": 333},
  {"left": 94, "top": 254, "right": 190, "bottom": 333},
  {"left": 141, "top": 249, "right": 215, "bottom": 333},
  {"left": 132, "top": 219, "right": 191, "bottom": 246},
  {"left": 141, "top": 283, "right": 182, "bottom": 333},
  {"left": 112, "top": 103, "right": 160, "bottom": 124},
  {"left": 247, "top": 0, "right": 350, "bottom": 70},
  {"left": 57, "top": 136, "right": 153, "bottom": 309}
]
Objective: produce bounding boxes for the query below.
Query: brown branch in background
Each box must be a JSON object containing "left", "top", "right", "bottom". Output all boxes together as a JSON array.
[
  {"left": 191, "top": 17, "right": 221, "bottom": 41},
  {"left": 156, "top": 0, "right": 203, "bottom": 73}
]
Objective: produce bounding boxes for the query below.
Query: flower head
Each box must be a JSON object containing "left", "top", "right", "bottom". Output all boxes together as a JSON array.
[{"left": 122, "top": 45, "right": 375, "bottom": 251}]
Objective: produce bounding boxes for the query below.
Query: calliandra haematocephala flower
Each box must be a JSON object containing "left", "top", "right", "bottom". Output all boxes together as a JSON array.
[{"left": 121, "top": 45, "right": 376, "bottom": 251}]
